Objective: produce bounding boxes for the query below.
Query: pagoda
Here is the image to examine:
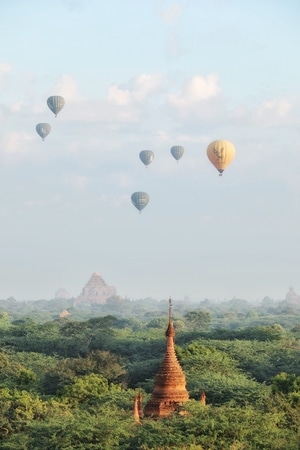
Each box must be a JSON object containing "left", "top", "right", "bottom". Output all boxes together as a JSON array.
[
  {"left": 76, "top": 272, "right": 117, "bottom": 304},
  {"left": 144, "top": 298, "right": 189, "bottom": 417}
]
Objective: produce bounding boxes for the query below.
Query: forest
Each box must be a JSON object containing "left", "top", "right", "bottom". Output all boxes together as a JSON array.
[{"left": 0, "top": 294, "right": 299, "bottom": 449}]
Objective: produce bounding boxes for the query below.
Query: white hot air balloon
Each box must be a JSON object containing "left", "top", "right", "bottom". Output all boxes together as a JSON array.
[
  {"left": 36, "top": 123, "right": 51, "bottom": 141},
  {"left": 139, "top": 150, "right": 154, "bottom": 168},
  {"left": 47, "top": 96, "right": 65, "bottom": 117},
  {"left": 170, "top": 145, "right": 184, "bottom": 162},
  {"left": 139, "top": 150, "right": 154, "bottom": 167},
  {"left": 131, "top": 192, "right": 150, "bottom": 213}
]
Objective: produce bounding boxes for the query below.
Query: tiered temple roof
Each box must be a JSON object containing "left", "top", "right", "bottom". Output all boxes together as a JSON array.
[
  {"left": 285, "top": 287, "right": 300, "bottom": 305},
  {"left": 76, "top": 272, "right": 116, "bottom": 304},
  {"left": 144, "top": 298, "right": 189, "bottom": 417}
]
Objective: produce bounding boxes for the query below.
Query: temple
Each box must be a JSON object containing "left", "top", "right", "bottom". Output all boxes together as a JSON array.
[
  {"left": 144, "top": 298, "right": 189, "bottom": 417},
  {"left": 76, "top": 272, "right": 117, "bottom": 304}
]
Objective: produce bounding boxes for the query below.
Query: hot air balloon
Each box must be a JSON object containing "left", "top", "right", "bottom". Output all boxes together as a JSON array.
[
  {"left": 47, "top": 96, "right": 65, "bottom": 117},
  {"left": 139, "top": 150, "right": 154, "bottom": 167},
  {"left": 170, "top": 145, "right": 184, "bottom": 162},
  {"left": 206, "top": 139, "right": 236, "bottom": 176},
  {"left": 131, "top": 192, "right": 150, "bottom": 213},
  {"left": 36, "top": 123, "right": 51, "bottom": 141}
]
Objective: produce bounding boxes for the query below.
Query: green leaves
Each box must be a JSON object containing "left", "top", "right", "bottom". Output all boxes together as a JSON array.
[
  {"left": 62, "top": 373, "right": 111, "bottom": 403},
  {"left": 272, "top": 372, "right": 300, "bottom": 395},
  {"left": 184, "top": 310, "right": 212, "bottom": 330},
  {"left": 0, "top": 311, "right": 300, "bottom": 448}
]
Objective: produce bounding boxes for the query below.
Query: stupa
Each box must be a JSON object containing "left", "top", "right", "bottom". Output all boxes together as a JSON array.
[{"left": 144, "top": 298, "right": 189, "bottom": 417}]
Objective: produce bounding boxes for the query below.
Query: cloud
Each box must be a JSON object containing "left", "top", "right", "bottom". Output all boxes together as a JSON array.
[
  {"left": 0, "top": 62, "right": 11, "bottom": 74},
  {"left": 168, "top": 74, "right": 220, "bottom": 109},
  {"left": 0, "top": 132, "right": 35, "bottom": 166},
  {"left": 131, "top": 73, "right": 164, "bottom": 102},
  {"left": 65, "top": 98, "right": 141, "bottom": 124},
  {"left": 9, "top": 102, "right": 27, "bottom": 113},
  {"left": 0, "top": 62, "right": 12, "bottom": 87},
  {"left": 51, "top": 74, "right": 79, "bottom": 101},
  {"left": 65, "top": 73, "right": 164, "bottom": 125},
  {"left": 165, "top": 73, "right": 225, "bottom": 123},
  {"left": 107, "top": 73, "right": 164, "bottom": 106},
  {"left": 107, "top": 85, "right": 130, "bottom": 106},
  {"left": 253, "top": 98, "right": 295, "bottom": 126}
]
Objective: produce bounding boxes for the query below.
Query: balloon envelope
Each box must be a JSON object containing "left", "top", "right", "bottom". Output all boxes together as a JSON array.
[
  {"left": 47, "top": 96, "right": 65, "bottom": 116},
  {"left": 206, "top": 139, "right": 236, "bottom": 175},
  {"left": 170, "top": 145, "right": 184, "bottom": 161},
  {"left": 139, "top": 150, "right": 154, "bottom": 167},
  {"left": 36, "top": 123, "right": 51, "bottom": 140},
  {"left": 131, "top": 192, "right": 150, "bottom": 212}
]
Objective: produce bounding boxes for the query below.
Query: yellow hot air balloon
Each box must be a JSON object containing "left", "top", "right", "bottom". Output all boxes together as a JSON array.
[{"left": 206, "top": 139, "right": 235, "bottom": 176}]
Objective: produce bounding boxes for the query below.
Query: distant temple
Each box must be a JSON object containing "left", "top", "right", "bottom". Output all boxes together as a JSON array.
[
  {"left": 59, "top": 309, "right": 71, "bottom": 318},
  {"left": 285, "top": 287, "right": 300, "bottom": 305},
  {"left": 55, "top": 288, "right": 71, "bottom": 299},
  {"left": 76, "top": 272, "right": 117, "bottom": 304},
  {"left": 143, "top": 298, "right": 189, "bottom": 417}
]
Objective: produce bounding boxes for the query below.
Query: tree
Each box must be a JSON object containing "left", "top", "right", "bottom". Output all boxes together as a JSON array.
[
  {"left": 62, "top": 373, "right": 114, "bottom": 403},
  {"left": 272, "top": 372, "right": 300, "bottom": 395},
  {"left": 184, "top": 311, "right": 211, "bottom": 330}
]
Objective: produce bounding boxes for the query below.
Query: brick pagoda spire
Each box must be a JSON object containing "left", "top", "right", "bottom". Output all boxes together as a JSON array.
[{"left": 144, "top": 298, "right": 189, "bottom": 417}]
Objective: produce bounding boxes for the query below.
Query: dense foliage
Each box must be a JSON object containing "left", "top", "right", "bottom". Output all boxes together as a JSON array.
[{"left": 0, "top": 297, "right": 299, "bottom": 448}]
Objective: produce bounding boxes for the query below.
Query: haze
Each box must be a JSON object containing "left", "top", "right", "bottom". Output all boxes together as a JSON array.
[{"left": 0, "top": 0, "right": 299, "bottom": 302}]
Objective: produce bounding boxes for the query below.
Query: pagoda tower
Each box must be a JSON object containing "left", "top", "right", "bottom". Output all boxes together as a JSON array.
[
  {"left": 76, "top": 272, "right": 116, "bottom": 304},
  {"left": 144, "top": 298, "right": 189, "bottom": 417}
]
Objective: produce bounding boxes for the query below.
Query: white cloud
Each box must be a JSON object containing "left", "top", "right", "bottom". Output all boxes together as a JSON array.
[
  {"left": 0, "top": 62, "right": 12, "bottom": 87},
  {"left": 9, "top": 102, "right": 26, "bottom": 113},
  {"left": 0, "top": 132, "right": 35, "bottom": 166},
  {"left": 107, "top": 85, "right": 130, "bottom": 106},
  {"left": 130, "top": 73, "right": 164, "bottom": 102},
  {"left": 0, "top": 62, "right": 12, "bottom": 76},
  {"left": 65, "top": 73, "right": 164, "bottom": 125},
  {"left": 165, "top": 73, "right": 225, "bottom": 123},
  {"left": 253, "top": 98, "right": 294, "bottom": 126},
  {"left": 51, "top": 74, "right": 79, "bottom": 101},
  {"left": 5, "top": 99, "right": 44, "bottom": 116},
  {"left": 107, "top": 73, "right": 164, "bottom": 106},
  {"left": 168, "top": 74, "right": 220, "bottom": 109},
  {"left": 63, "top": 97, "right": 141, "bottom": 124}
]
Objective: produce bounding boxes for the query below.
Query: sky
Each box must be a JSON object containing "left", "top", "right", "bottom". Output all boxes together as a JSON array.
[{"left": 0, "top": 0, "right": 300, "bottom": 302}]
